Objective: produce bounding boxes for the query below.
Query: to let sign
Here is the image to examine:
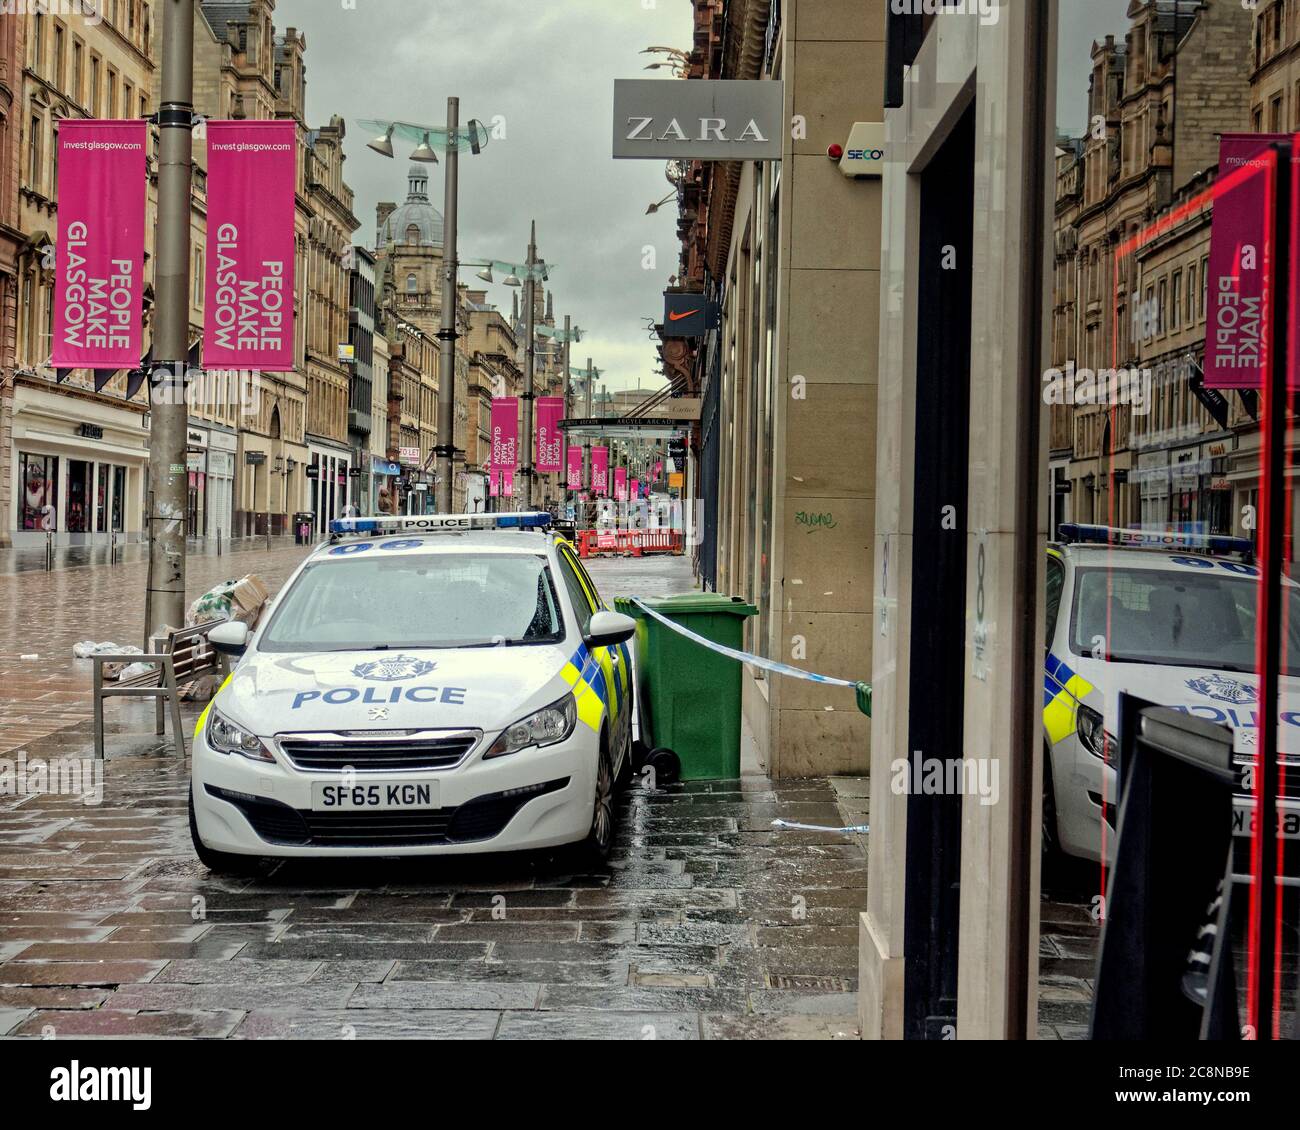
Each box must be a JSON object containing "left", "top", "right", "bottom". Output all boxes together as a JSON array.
[{"left": 613, "top": 79, "right": 784, "bottom": 161}]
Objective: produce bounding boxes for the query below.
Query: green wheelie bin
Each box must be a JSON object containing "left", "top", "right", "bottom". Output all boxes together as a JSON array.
[{"left": 614, "top": 593, "right": 758, "bottom": 782}]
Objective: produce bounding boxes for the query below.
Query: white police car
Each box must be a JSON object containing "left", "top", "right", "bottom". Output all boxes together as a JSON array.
[
  {"left": 1043, "top": 524, "right": 1300, "bottom": 866},
  {"left": 189, "top": 513, "right": 636, "bottom": 873}
]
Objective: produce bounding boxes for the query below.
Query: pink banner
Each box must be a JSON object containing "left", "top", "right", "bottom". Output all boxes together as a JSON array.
[
  {"left": 489, "top": 471, "right": 500, "bottom": 498},
  {"left": 654, "top": 460, "right": 663, "bottom": 479},
  {"left": 52, "top": 121, "right": 147, "bottom": 370},
  {"left": 566, "top": 446, "right": 583, "bottom": 490},
  {"left": 1204, "top": 134, "right": 1294, "bottom": 389},
  {"left": 502, "top": 469, "right": 514, "bottom": 498},
  {"left": 614, "top": 467, "right": 628, "bottom": 502},
  {"left": 631, "top": 478, "right": 640, "bottom": 499},
  {"left": 591, "top": 447, "right": 609, "bottom": 496},
  {"left": 535, "top": 396, "right": 564, "bottom": 472},
  {"left": 203, "top": 121, "right": 297, "bottom": 371},
  {"left": 490, "top": 397, "right": 519, "bottom": 470}
]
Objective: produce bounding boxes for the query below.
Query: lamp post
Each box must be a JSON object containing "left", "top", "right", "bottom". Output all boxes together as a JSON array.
[
  {"left": 434, "top": 98, "right": 460, "bottom": 514},
  {"left": 361, "top": 112, "right": 487, "bottom": 513},
  {"left": 146, "top": 0, "right": 195, "bottom": 639},
  {"left": 522, "top": 221, "right": 538, "bottom": 509}
]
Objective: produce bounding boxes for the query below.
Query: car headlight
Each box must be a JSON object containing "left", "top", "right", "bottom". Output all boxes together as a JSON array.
[
  {"left": 485, "top": 693, "right": 577, "bottom": 758},
  {"left": 1076, "top": 703, "right": 1114, "bottom": 763},
  {"left": 206, "top": 708, "right": 274, "bottom": 763}
]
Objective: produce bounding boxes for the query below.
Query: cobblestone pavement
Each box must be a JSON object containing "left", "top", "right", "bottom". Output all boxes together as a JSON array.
[
  {"left": 0, "top": 537, "right": 312, "bottom": 754},
  {"left": 0, "top": 542, "right": 1098, "bottom": 1039},
  {"left": 0, "top": 548, "right": 865, "bottom": 1039},
  {"left": 0, "top": 754, "right": 865, "bottom": 1040},
  {"left": 1037, "top": 884, "right": 1098, "bottom": 1039}
]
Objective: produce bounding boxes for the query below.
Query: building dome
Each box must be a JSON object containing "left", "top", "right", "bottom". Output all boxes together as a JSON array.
[{"left": 379, "top": 165, "right": 444, "bottom": 248}]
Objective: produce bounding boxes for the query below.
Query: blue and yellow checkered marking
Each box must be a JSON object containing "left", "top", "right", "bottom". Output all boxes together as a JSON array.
[
  {"left": 559, "top": 639, "right": 628, "bottom": 734},
  {"left": 1042, "top": 652, "right": 1096, "bottom": 745}
]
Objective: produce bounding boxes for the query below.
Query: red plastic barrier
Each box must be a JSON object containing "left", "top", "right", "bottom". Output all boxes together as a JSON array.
[{"left": 574, "top": 529, "right": 684, "bottom": 557}]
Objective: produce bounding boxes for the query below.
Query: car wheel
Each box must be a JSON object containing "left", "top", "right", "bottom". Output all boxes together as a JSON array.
[
  {"left": 580, "top": 737, "right": 617, "bottom": 862},
  {"left": 188, "top": 787, "right": 266, "bottom": 877}
]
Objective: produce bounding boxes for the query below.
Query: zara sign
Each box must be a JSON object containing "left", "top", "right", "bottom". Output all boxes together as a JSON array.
[{"left": 612, "top": 79, "right": 784, "bottom": 161}]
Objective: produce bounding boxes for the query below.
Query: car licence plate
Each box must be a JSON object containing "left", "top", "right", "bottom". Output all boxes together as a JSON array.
[
  {"left": 311, "top": 780, "right": 439, "bottom": 812},
  {"left": 1231, "top": 801, "right": 1300, "bottom": 839}
]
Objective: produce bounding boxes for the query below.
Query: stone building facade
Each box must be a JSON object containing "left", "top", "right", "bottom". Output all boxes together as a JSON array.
[
  {"left": 663, "top": 0, "right": 878, "bottom": 777},
  {"left": 8, "top": 0, "right": 155, "bottom": 548},
  {"left": 302, "top": 114, "right": 359, "bottom": 530},
  {"left": 1051, "top": 0, "right": 1254, "bottom": 533},
  {"left": 0, "top": 11, "right": 24, "bottom": 549},
  {"left": 374, "top": 164, "right": 470, "bottom": 512},
  {"left": 463, "top": 289, "right": 520, "bottom": 512}
]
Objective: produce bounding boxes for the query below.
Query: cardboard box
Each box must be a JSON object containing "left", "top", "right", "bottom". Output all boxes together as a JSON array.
[{"left": 231, "top": 574, "right": 270, "bottom": 614}]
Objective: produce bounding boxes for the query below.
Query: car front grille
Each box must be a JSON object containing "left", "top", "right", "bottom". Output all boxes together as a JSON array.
[
  {"left": 276, "top": 730, "right": 480, "bottom": 773},
  {"left": 1232, "top": 755, "right": 1300, "bottom": 800},
  {"left": 205, "top": 778, "right": 570, "bottom": 848}
]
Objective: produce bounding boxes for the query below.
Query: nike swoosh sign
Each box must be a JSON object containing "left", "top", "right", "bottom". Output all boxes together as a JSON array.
[{"left": 668, "top": 309, "right": 701, "bottom": 321}]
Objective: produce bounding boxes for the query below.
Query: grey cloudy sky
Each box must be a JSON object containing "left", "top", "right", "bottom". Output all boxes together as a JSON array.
[
  {"left": 273, "top": 0, "right": 1133, "bottom": 392},
  {"left": 1056, "top": 0, "right": 1133, "bottom": 136},
  {"left": 274, "top": 0, "right": 693, "bottom": 394}
]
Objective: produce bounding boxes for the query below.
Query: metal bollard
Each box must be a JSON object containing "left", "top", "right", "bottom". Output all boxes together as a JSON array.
[
  {"left": 45, "top": 530, "right": 53, "bottom": 572},
  {"left": 216, "top": 528, "right": 222, "bottom": 557}
]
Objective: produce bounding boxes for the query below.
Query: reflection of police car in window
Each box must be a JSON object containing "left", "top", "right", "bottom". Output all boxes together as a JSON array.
[
  {"left": 189, "top": 513, "right": 637, "bottom": 873},
  {"left": 1043, "top": 524, "right": 1300, "bottom": 866}
]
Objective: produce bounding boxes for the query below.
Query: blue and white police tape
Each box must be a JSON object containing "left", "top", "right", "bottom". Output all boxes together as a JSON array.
[
  {"left": 772, "top": 819, "right": 869, "bottom": 835},
  {"left": 629, "top": 598, "right": 872, "bottom": 716}
]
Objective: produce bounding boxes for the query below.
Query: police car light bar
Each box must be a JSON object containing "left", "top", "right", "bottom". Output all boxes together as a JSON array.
[
  {"left": 1058, "top": 523, "right": 1253, "bottom": 558},
  {"left": 328, "top": 512, "right": 552, "bottom": 537}
]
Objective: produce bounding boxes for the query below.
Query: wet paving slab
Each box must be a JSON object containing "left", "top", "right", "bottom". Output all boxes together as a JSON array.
[{"left": 0, "top": 736, "right": 866, "bottom": 1039}]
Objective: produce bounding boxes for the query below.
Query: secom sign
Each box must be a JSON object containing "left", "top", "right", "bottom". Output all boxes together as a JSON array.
[{"left": 613, "top": 79, "right": 785, "bottom": 161}]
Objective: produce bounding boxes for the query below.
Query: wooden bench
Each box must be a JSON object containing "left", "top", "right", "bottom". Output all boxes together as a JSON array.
[{"left": 91, "top": 623, "right": 225, "bottom": 760}]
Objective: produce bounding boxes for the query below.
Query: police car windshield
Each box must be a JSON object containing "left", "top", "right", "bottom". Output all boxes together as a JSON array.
[
  {"left": 1069, "top": 565, "right": 1300, "bottom": 675},
  {"left": 258, "top": 552, "right": 564, "bottom": 651}
]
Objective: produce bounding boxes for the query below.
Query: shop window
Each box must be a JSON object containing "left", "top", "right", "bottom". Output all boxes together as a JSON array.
[
  {"left": 95, "top": 462, "right": 109, "bottom": 532},
  {"left": 19, "top": 453, "right": 58, "bottom": 531},
  {"left": 112, "top": 466, "right": 125, "bottom": 532}
]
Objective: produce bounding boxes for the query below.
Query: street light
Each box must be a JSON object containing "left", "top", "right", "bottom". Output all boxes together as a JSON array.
[
  {"left": 410, "top": 132, "right": 439, "bottom": 163},
  {"left": 645, "top": 190, "right": 676, "bottom": 215},
  {"left": 366, "top": 124, "right": 395, "bottom": 158},
  {"left": 360, "top": 113, "right": 490, "bottom": 513}
]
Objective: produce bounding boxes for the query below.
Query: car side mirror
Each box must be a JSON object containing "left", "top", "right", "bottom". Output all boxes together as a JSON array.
[
  {"left": 583, "top": 610, "right": 636, "bottom": 649},
  {"left": 208, "top": 620, "right": 250, "bottom": 656}
]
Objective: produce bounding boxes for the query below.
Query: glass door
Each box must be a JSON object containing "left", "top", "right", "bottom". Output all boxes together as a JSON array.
[{"left": 66, "top": 460, "right": 91, "bottom": 534}]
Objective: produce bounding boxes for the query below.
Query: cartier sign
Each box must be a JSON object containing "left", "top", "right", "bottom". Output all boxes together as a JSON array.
[{"left": 613, "top": 80, "right": 784, "bottom": 161}]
